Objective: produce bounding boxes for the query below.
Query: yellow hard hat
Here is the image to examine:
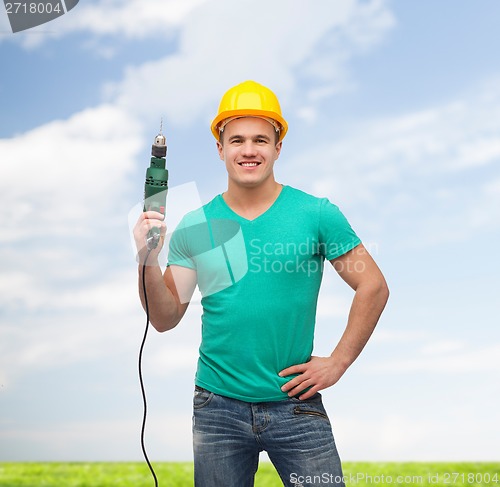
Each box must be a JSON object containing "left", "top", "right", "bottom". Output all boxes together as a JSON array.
[{"left": 211, "top": 80, "right": 288, "bottom": 141}]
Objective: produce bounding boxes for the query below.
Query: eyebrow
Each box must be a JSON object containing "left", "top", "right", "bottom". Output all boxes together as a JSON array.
[
  {"left": 255, "top": 134, "right": 271, "bottom": 141},
  {"left": 228, "top": 134, "right": 271, "bottom": 142}
]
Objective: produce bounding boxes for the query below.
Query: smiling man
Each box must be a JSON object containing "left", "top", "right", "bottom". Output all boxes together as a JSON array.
[{"left": 134, "top": 80, "right": 389, "bottom": 487}]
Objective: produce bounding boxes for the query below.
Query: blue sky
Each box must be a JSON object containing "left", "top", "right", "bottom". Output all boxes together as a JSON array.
[{"left": 1, "top": 0, "right": 500, "bottom": 462}]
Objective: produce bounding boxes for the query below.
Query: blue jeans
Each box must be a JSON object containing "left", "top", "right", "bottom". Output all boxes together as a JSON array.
[{"left": 193, "top": 386, "right": 345, "bottom": 487}]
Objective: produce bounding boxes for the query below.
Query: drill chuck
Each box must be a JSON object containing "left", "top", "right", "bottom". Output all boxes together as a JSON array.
[{"left": 152, "top": 134, "right": 167, "bottom": 158}]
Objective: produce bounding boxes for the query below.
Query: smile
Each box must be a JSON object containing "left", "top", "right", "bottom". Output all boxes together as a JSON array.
[{"left": 238, "top": 162, "right": 261, "bottom": 167}]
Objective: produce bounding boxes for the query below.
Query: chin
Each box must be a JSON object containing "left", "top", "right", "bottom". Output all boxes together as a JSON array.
[{"left": 238, "top": 180, "right": 261, "bottom": 188}]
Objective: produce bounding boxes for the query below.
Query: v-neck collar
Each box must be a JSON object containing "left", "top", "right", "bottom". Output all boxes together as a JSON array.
[{"left": 218, "top": 185, "right": 288, "bottom": 223}]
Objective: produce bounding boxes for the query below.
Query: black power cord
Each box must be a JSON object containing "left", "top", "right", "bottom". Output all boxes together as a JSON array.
[{"left": 139, "top": 248, "right": 159, "bottom": 487}]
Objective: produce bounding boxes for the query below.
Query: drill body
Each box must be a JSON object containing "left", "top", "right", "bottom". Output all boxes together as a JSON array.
[{"left": 144, "top": 131, "right": 168, "bottom": 250}]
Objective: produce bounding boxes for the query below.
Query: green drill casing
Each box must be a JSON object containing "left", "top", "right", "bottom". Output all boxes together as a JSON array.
[{"left": 144, "top": 156, "right": 169, "bottom": 213}]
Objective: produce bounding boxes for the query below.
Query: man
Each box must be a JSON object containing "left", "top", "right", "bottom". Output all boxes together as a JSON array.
[{"left": 133, "top": 80, "right": 389, "bottom": 487}]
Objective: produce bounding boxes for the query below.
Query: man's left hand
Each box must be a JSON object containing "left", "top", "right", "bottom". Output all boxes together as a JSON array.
[{"left": 279, "top": 356, "right": 345, "bottom": 400}]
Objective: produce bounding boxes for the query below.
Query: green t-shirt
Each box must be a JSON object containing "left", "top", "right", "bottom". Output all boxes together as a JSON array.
[{"left": 167, "top": 185, "right": 361, "bottom": 402}]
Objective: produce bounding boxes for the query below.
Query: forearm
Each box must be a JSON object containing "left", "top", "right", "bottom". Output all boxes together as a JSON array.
[
  {"left": 331, "top": 279, "right": 389, "bottom": 373},
  {"left": 138, "top": 259, "right": 180, "bottom": 332}
]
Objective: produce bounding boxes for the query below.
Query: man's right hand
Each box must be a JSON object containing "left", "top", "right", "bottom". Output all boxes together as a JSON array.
[{"left": 133, "top": 210, "right": 167, "bottom": 264}]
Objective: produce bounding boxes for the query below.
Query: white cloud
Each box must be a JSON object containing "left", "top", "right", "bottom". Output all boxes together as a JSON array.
[
  {"left": 2, "top": 0, "right": 395, "bottom": 62},
  {"left": 147, "top": 346, "right": 199, "bottom": 376},
  {"left": 137, "top": 302, "right": 202, "bottom": 377},
  {"left": 297, "top": 0, "right": 395, "bottom": 99},
  {"left": 337, "top": 414, "right": 435, "bottom": 460},
  {"left": 107, "top": 0, "right": 395, "bottom": 127},
  {"left": 0, "top": 104, "right": 147, "bottom": 384},
  {"left": 68, "top": 0, "right": 209, "bottom": 37},
  {"left": 282, "top": 77, "right": 500, "bottom": 246},
  {"left": 0, "top": 104, "right": 142, "bottom": 242},
  {"left": 0, "top": 104, "right": 202, "bottom": 389},
  {"left": 0, "top": 414, "right": 194, "bottom": 460},
  {"left": 0, "top": 269, "right": 142, "bottom": 376},
  {"left": 287, "top": 93, "right": 500, "bottom": 201},
  {"left": 0, "top": 261, "right": 202, "bottom": 385},
  {"left": 420, "top": 340, "right": 465, "bottom": 356},
  {"left": 0, "top": 265, "right": 140, "bottom": 314},
  {"left": 363, "top": 343, "right": 500, "bottom": 374},
  {"left": 316, "top": 293, "right": 351, "bottom": 320},
  {"left": 370, "top": 329, "right": 431, "bottom": 344},
  {"left": 2, "top": 0, "right": 209, "bottom": 48},
  {"left": 335, "top": 412, "right": 500, "bottom": 461}
]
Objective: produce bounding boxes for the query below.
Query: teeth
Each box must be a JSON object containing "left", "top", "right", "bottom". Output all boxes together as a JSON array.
[{"left": 240, "top": 163, "right": 258, "bottom": 167}]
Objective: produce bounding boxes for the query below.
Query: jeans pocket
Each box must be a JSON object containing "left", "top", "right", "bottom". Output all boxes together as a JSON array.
[
  {"left": 293, "top": 406, "right": 329, "bottom": 420},
  {"left": 193, "top": 386, "right": 214, "bottom": 409},
  {"left": 291, "top": 393, "right": 329, "bottom": 420}
]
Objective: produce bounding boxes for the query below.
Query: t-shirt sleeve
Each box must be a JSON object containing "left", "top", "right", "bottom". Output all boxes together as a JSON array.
[
  {"left": 166, "top": 216, "right": 196, "bottom": 269},
  {"left": 318, "top": 198, "right": 362, "bottom": 260}
]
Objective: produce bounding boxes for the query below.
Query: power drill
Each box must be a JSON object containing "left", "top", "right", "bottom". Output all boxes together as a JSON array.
[{"left": 143, "top": 122, "right": 168, "bottom": 250}]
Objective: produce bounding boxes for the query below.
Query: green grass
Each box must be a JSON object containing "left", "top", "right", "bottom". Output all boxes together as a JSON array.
[{"left": 0, "top": 462, "right": 499, "bottom": 486}]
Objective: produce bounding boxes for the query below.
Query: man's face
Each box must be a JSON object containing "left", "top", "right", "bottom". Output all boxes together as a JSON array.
[{"left": 217, "top": 117, "right": 282, "bottom": 189}]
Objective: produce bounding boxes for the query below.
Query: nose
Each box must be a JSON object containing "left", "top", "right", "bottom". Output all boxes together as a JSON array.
[{"left": 241, "top": 140, "right": 258, "bottom": 157}]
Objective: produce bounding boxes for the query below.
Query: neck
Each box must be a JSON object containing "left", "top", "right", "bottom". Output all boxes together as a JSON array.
[{"left": 224, "top": 179, "right": 283, "bottom": 218}]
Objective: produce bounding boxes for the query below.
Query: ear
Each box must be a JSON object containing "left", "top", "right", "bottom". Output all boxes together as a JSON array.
[
  {"left": 216, "top": 140, "right": 224, "bottom": 161},
  {"left": 275, "top": 141, "right": 283, "bottom": 159}
]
